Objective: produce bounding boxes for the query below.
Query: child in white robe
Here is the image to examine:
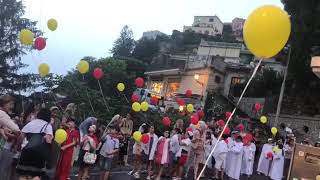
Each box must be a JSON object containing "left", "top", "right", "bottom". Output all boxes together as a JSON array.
[
  {"left": 269, "top": 144, "right": 285, "bottom": 180},
  {"left": 241, "top": 139, "right": 256, "bottom": 177},
  {"left": 257, "top": 138, "right": 274, "bottom": 176},
  {"left": 226, "top": 135, "right": 244, "bottom": 180},
  {"left": 213, "top": 134, "right": 229, "bottom": 180}
]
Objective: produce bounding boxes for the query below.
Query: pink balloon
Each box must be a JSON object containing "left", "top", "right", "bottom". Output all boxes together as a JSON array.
[
  {"left": 217, "top": 120, "right": 225, "bottom": 127},
  {"left": 223, "top": 127, "right": 230, "bottom": 135},
  {"left": 162, "top": 117, "right": 171, "bottom": 126},
  {"left": 185, "top": 90, "right": 192, "bottom": 97},
  {"left": 237, "top": 123, "right": 245, "bottom": 131},
  {"left": 225, "top": 112, "right": 232, "bottom": 119},
  {"left": 135, "top": 77, "right": 144, "bottom": 88},
  {"left": 34, "top": 37, "right": 46, "bottom": 51},
  {"left": 245, "top": 133, "right": 253, "bottom": 141},
  {"left": 255, "top": 103, "right": 262, "bottom": 111},
  {"left": 177, "top": 98, "right": 185, "bottom": 106},
  {"left": 191, "top": 115, "right": 199, "bottom": 125},
  {"left": 131, "top": 94, "right": 139, "bottom": 102},
  {"left": 93, "top": 68, "right": 103, "bottom": 80}
]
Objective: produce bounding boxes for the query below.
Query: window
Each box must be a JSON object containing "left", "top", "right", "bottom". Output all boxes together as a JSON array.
[
  {"left": 231, "top": 77, "right": 241, "bottom": 85},
  {"left": 165, "top": 80, "right": 180, "bottom": 100},
  {"left": 209, "top": 18, "right": 214, "bottom": 22},
  {"left": 150, "top": 81, "right": 163, "bottom": 94},
  {"left": 215, "top": 76, "right": 221, "bottom": 84}
]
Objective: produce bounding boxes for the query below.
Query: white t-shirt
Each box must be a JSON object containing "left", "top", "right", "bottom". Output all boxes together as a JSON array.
[
  {"left": 22, "top": 119, "right": 53, "bottom": 136},
  {"left": 176, "top": 138, "right": 191, "bottom": 157},
  {"left": 170, "top": 134, "right": 180, "bottom": 154}
]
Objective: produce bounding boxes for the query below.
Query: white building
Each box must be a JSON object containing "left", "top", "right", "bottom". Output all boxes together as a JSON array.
[{"left": 183, "top": 16, "right": 223, "bottom": 36}]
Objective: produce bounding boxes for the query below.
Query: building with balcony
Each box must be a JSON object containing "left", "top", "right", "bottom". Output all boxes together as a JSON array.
[{"left": 183, "top": 16, "right": 223, "bottom": 36}]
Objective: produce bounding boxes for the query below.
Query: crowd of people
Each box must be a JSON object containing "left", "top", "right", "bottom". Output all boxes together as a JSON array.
[{"left": 0, "top": 94, "right": 319, "bottom": 180}]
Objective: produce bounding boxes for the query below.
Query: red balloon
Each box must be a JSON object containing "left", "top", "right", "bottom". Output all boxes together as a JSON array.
[
  {"left": 162, "top": 117, "right": 171, "bottom": 126},
  {"left": 243, "top": 139, "right": 249, "bottom": 146},
  {"left": 191, "top": 115, "right": 199, "bottom": 125},
  {"left": 223, "top": 127, "right": 231, "bottom": 135},
  {"left": 245, "top": 133, "right": 253, "bottom": 141},
  {"left": 185, "top": 90, "right": 192, "bottom": 97},
  {"left": 186, "top": 127, "right": 192, "bottom": 132},
  {"left": 237, "top": 123, "right": 245, "bottom": 132},
  {"left": 150, "top": 96, "right": 159, "bottom": 105},
  {"left": 141, "top": 134, "right": 150, "bottom": 144},
  {"left": 267, "top": 152, "right": 273, "bottom": 159},
  {"left": 225, "top": 111, "right": 232, "bottom": 119},
  {"left": 131, "top": 94, "right": 139, "bottom": 102},
  {"left": 255, "top": 103, "right": 262, "bottom": 111},
  {"left": 177, "top": 98, "right": 185, "bottom": 106},
  {"left": 93, "top": 68, "right": 103, "bottom": 80},
  {"left": 217, "top": 120, "right": 225, "bottom": 127},
  {"left": 197, "top": 110, "right": 204, "bottom": 119},
  {"left": 34, "top": 37, "right": 46, "bottom": 51},
  {"left": 135, "top": 77, "right": 144, "bottom": 88}
]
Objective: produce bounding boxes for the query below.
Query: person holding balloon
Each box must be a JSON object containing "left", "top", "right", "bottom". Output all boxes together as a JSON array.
[
  {"left": 141, "top": 125, "right": 158, "bottom": 180},
  {"left": 16, "top": 108, "right": 54, "bottom": 180},
  {"left": 128, "top": 124, "right": 146, "bottom": 179},
  {"left": 78, "top": 125, "right": 99, "bottom": 180},
  {"left": 55, "top": 121, "right": 80, "bottom": 180},
  {"left": 269, "top": 142, "right": 285, "bottom": 180},
  {"left": 257, "top": 138, "right": 274, "bottom": 176},
  {"left": 119, "top": 113, "right": 133, "bottom": 166}
]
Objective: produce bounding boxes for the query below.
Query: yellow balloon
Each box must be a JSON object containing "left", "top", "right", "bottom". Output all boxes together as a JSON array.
[
  {"left": 133, "top": 131, "right": 142, "bottom": 142},
  {"left": 273, "top": 146, "right": 279, "bottom": 153},
  {"left": 54, "top": 129, "right": 67, "bottom": 144},
  {"left": 132, "top": 102, "right": 141, "bottom": 112},
  {"left": 260, "top": 116, "right": 267, "bottom": 124},
  {"left": 316, "top": 175, "right": 320, "bottom": 180},
  {"left": 19, "top": 29, "right": 34, "bottom": 45},
  {"left": 117, "top": 83, "right": 125, "bottom": 92},
  {"left": 38, "top": 63, "right": 50, "bottom": 77},
  {"left": 77, "top": 60, "right": 89, "bottom": 74},
  {"left": 271, "top": 127, "right": 278, "bottom": 135},
  {"left": 47, "top": 18, "right": 58, "bottom": 31},
  {"left": 187, "top": 104, "right": 194, "bottom": 113},
  {"left": 243, "top": 5, "right": 291, "bottom": 58},
  {"left": 141, "top": 101, "right": 149, "bottom": 112}
]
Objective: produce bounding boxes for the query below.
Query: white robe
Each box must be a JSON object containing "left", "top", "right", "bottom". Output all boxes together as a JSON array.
[
  {"left": 241, "top": 143, "right": 256, "bottom": 176},
  {"left": 224, "top": 137, "right": 234, "bottom": 173},
  {"left": 226, "top": 141, "right": 243, "bottom": 180},
  {"left": 257, "top": 143, "right": 273, "bottom": 176},
  {"left": 214, "top": 140, "right": 228, "bottom": 171},
  {"left": 142, "top": 133, "right": 159, "bottom": 160},
  {"left": 158, "top": 137, "right": 170, "bottom": 164},
  {"left": 269, "top": 148, "right": 284, "bottom": 180}
]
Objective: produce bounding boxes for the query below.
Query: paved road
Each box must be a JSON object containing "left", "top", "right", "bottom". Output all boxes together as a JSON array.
[{"left": 69, "top": 167, "right": 271, "bottom": 180}]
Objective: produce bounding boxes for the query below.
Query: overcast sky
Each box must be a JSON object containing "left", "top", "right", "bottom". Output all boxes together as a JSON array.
[{"left": 21, "top": 0, "right": 283, "bottom": 75}]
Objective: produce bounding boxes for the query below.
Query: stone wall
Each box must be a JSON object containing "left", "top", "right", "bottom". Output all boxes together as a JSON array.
[{"left": 268, "top": 114, "right": 320, "bottom": 142}]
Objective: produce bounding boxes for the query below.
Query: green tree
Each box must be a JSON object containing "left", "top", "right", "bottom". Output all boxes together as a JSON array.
[
  {"left": 111, "top": 25, "right": 135, "bottom": 57},
  {"left": 281, "top": 0, "right": 320, "bottom": 115},
  {"left": 132, "top": 37, "right": 159, "bottom": 64},
  {"left": 0, "top": 0, "right": 42, "bottom": 94}
]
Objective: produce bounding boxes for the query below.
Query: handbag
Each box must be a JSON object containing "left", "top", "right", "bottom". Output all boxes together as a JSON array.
[{"left": 83, "top": 137, "right": 97, "bottom": 164}]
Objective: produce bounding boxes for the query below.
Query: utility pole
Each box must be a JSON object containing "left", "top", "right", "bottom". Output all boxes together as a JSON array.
[{"left": 274, "top": 46, "right": 292, "bottom": 126}]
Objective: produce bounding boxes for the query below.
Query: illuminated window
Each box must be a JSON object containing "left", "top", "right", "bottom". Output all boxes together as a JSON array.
[
  {"left": 150, "top": 81, "right": 163, "bottom": 94},
  {"left": 165, "top": 80, "right": 180, "bottom": 100},
  {"left": 231, "top": 77, "right": 241, "bottom": 85}
]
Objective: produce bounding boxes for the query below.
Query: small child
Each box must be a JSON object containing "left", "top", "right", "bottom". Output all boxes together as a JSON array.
[
  {"left": 214, "top": 134, "right": 229, "bottom": 180},
  {"left": 176, "top": 130, "right": 192, "bottom": 180},
  {"left": 99, "top": 126, "right": 119, "bottom": 180}
]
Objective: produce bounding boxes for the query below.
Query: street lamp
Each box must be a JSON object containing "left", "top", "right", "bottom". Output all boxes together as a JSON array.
[
  {"left": 194, "top": 73, "right": 200, "bottom": 80},
  {"left": 194, "top": 73, "right": 204, "bottom": 99}
]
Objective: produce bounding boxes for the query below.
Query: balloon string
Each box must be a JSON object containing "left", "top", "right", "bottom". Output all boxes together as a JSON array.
[
  {"left": 196, "top": 58, "right": 263, "bottom": 180},
  {"left": 97, "top": 80, "right": 110, "bottom": 112},
  {"left": 82, "top": 75, "right": 96, "bottom": 116},
  {"left": 123, "top": 94, "right": 130, "bottom": 104}
]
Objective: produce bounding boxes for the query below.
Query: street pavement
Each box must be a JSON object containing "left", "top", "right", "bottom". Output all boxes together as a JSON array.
[{"left": 69, "top": 166, "right": 272, "bottom": 180}]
